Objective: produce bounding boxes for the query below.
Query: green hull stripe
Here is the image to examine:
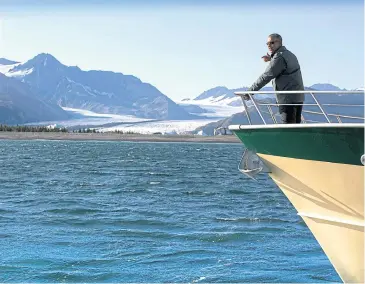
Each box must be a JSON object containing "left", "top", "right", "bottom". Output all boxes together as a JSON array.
[{"left": 233, "top": 126, "right": 364, "bottom": 165}]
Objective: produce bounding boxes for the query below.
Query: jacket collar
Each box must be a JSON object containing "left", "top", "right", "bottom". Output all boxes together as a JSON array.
[{"left": 271, "top": 46, "right": 286, "bottom": 57}]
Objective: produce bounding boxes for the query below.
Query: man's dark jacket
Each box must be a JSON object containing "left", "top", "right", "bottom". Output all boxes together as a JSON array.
[{"left": 248, "top": 46, "right": 304, "bottom": 104}]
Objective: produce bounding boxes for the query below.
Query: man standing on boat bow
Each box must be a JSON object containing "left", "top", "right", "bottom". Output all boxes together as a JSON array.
[{"left": 245, "top": 33, "right": 304, "bottom": 124}]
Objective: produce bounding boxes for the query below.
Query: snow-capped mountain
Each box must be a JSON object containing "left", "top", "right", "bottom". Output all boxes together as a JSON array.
[
  {"left": 0, "top": 53, "right": 198, "bottom": 121},
  {"left": 194, "top": 86, "right": 236, "bottom": 101},
  {"left": 309, "top": 83, "right": 344, "bottom": 91},
  {"left": 183, "top": 86, "right": 274, "bottom": 107}
]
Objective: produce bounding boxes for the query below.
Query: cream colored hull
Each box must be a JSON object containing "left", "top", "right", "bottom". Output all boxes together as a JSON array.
[{"left": 258, "top": 154, "right": 364, "bottom": 283}]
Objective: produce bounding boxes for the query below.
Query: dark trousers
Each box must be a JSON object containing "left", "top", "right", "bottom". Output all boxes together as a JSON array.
[{"left": 279, "top": 104, "right": 303, "bottom": 124}]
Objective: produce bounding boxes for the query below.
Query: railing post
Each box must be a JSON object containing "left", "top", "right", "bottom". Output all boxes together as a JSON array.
[
  {"left": 250, "top": 95, "right": 267, "bottom": 125},
  {"left": 240, "top": 96, "right": 252, "bottom": 125},
  {"left": 310, "top": 92, "right": 331, "bottom": 123},
  {"left": 267, "top": 105, "right": 277, "bottom": 124}
]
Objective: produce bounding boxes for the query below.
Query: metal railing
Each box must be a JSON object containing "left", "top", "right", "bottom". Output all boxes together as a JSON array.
[{"left": 234, "top": 90, "right": 365, "bottom": 125}]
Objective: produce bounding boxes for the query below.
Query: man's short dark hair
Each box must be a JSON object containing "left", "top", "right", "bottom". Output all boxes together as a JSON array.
[{"left": 269, "top": 33, "right": 282, "bottom": 43}]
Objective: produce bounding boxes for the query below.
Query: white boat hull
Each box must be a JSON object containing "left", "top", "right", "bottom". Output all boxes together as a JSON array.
[{"left": 259, "top": 153, "right": 364, "bottom": 283}]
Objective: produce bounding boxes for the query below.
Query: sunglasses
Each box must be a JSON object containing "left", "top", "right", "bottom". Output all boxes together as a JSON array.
[{"left": 266, "top": 41, "right": 277, "bottom": 46}]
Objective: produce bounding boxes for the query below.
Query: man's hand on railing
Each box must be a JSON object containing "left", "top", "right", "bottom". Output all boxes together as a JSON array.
[{"left": 242, "top": 94, "right": 252, "bottom": 101}]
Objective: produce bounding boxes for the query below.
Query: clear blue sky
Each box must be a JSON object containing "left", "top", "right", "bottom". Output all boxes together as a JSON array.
[{"left": 0, "top": 0, "right": 363, "bottom": 100}]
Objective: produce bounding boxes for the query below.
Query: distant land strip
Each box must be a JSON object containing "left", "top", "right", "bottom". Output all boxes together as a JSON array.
[{"left": 0, "top": 132, "right": 241, "bottom": 143}]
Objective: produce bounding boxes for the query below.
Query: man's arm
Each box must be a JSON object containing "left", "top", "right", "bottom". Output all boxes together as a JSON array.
[{"left": 248, "top": 55, "right": 286, "bottom": 91}]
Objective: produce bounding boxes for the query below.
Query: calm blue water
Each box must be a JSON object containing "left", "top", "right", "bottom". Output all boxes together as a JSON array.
[{"left": 0, "top": 140, "right": 340, "bottom": 283}]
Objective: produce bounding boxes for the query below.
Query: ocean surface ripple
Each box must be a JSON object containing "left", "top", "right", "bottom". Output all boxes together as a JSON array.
[{"left": 0, "top": 140, "right": 339, "bottom": 282}]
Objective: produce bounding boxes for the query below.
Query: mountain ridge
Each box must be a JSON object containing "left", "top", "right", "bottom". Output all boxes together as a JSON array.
[{"left": 1, "top": 53, "right": 199, "bottom": 121}]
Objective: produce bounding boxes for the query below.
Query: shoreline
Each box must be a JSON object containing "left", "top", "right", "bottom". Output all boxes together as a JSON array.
[{"left": 0, "top": 132, "right": 241, "bottom": 143}]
